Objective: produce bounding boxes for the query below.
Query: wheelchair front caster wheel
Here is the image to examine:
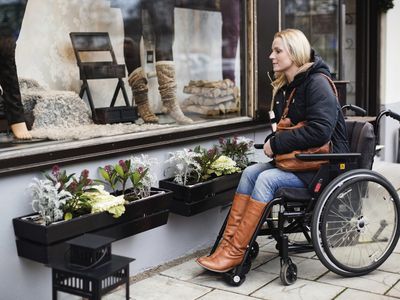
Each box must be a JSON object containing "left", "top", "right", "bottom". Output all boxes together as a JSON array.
[
  {"left": 280, "top": 261, "right": 297, "bottom": 285},
  {"left": 249, "top": 241, "right": 259, "bottom": 260},
  {"left": 224, "top": 272, "right": 246, "bottom": 286}
]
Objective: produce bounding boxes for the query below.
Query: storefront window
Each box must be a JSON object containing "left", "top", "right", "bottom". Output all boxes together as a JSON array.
[
  {"left": 0, "top": 0, "right": 250, "bottom": 158},
  {"left": 284, "top": 0, "right": 340, "bottom": 77}
]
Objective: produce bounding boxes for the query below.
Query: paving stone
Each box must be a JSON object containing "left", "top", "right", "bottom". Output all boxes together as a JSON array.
[
  {"left": 318, "top": 270, "right": 400, "bottom": 294},
  {"left": 255, "top": 256, "right": 307, "bottom": 275},
  {"left": 379, "top": 253, "right": 400, "bottom": 273},
  {"left": 251, "top": 277, "right": 344, "bottom": 300},
  {"left": 128, "top": 275, "right": 211, "bottom": 300},
  {"left": 386, "top": 280, "right": 400, "bottom": 298},
  {"left": 161, "top": 259, "right": 207, "bottom": 281},
  {"left": 103, "top": 293, "right": 127, "bottom": 300},
  {"left": 190, "top": 269, "right": 277, "bottom": 295},
  {"left": 57, "top": 292, "right": 81, "bottom": 300},
  {"left": 256, "top": 235, "right": 273, "bottom": 248},
  {"left": 251, "top": 250, "right": 278, "bottom": 269},
  {"left": 198, "top": 289, "right": 258, "bottom": 300},
  {"left": 291, "top": 250, "right": 317, "bottom": 259},
  {"left": 392, "top": 239, "right": 400, "bottom": 254},
  {"left": 58, "top": 290, "right": 126, "bottom": 300},
  {"left": 336, "top": 288, "right": 399, "bottom": 300},
  {"left": 259, "top": 239, "right": 279, "bottom": 253},
  {"left": 295, "top": 258, "right": 329, "bottom": 280}
]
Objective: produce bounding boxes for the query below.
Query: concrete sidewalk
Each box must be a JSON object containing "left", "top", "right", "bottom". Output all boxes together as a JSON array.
[{"left": 62, "top": 161, "right": 400, "bottom": 300}]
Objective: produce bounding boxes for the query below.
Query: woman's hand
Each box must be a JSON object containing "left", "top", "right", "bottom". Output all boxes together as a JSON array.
[{"left": 263, "top": 140, "right": 274, "bottom": 158}]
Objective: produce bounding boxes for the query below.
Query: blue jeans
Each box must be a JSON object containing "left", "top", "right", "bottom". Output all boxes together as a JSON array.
[{"left": 236, "top": 162, "right": 305, "bottom": 203}]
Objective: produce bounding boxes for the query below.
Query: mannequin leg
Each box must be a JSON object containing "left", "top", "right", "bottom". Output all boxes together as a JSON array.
[
  {"left": 0, "top": 37, "right": 31, "bottom": 139},
  {"left": 147, "top": 0, "right": 193, "bottom": 124},
  {"left": 220, "top": 0, "right": 240, "bottom": 83},
  {"left": 123, "top": 2, "right": 158, "bottom": 123}
]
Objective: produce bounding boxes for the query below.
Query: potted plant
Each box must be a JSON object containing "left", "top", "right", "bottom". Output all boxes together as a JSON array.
[
  {"left": 159, "top": 136, "right": 254, "bottom": 216},
  {"left": 13, "top": 157, "right": 172, "bottom": 264}
]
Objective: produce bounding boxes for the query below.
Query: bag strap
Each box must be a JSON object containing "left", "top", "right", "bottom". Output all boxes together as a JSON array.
[{"left": 280, "top": 73, "right": 338, "bottom": 120}]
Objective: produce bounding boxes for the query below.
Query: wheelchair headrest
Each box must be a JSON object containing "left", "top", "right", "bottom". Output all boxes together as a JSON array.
[{"left": 345, "top": 120, "right": 375, "bottom": 169}]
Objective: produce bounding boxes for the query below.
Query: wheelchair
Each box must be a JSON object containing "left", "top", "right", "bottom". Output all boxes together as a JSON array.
[{"left": 210, "top": 106, "right": 400, "bottom": 286}]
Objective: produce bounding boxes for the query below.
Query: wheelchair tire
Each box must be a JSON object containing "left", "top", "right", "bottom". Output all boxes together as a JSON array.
[
  {"left": 249, "top": 241, "right": 260, "bottom": 260},
  {"left": 312, "top": 169, "right": 400, "bottom": 277},
  {"left": 280, "top": 259, "right": 298, "bottom": 285}
]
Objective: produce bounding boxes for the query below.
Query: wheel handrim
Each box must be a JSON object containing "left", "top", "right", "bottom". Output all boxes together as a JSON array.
[{"left": 320, "top": 177, "right": 398, "bottom": 272}]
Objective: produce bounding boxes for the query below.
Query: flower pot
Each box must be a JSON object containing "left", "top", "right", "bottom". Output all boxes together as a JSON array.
[
  {"left": 159, "top": 172, "right": 242, "bottom": 216},
  {"left": 13, "top": 187, "right": 172, "bottom": 264}
]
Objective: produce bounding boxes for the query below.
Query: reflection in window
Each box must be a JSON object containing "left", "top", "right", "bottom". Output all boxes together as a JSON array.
[
  {"left": 285, "top": 0, "right": 339, "bottom": 77},
  {"left": 0, "top": 0, "right": 247, "bottom": 150},
  {"left": 115, "top": 0, "right": 243, "bottom": 123}
]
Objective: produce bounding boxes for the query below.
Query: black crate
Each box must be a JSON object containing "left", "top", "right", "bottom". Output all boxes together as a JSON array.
[{"left": 94, "top": 106, "right": 138, "bottom": 124}]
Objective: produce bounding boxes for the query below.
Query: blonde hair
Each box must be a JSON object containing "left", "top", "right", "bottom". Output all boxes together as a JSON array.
[{"left": 271, "top": 29, "right": 311, "bottom": 100}]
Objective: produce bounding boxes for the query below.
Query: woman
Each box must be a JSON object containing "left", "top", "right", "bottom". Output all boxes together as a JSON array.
[{"left": 196, "top": 28, "right": 349, "bottom": 273}]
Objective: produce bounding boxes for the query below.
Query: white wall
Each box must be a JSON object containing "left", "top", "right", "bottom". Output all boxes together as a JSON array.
[{"left": 380, "top": 0, "right": 400, "bottom": 162}]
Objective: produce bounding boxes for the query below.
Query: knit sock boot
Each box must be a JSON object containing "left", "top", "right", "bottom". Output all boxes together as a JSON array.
[
  {"left": 128, "top": 67, "right": 158, "bottom": 123},
  {"left": 155, "top": 61, "right": 193, "bottom": 125}
]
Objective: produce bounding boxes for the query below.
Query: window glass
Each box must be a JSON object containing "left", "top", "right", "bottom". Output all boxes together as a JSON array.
[
  {"left": 284, "top": 0, "right": 340, "bottom": 77},
  {"left": 0, "top": 0, "right": 247, "bottom": 153}
]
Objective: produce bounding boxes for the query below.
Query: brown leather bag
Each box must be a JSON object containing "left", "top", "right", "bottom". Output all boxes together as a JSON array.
[{"left": 274, "top": 74, "right": 336, "bottom": 172}]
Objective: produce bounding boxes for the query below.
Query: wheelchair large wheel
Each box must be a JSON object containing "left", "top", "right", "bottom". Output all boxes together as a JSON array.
[{"left": 312, "top": 169, "right": 400, "bottom": 277}]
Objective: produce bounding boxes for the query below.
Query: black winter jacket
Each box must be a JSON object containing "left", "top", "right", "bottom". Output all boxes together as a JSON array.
[{"left": 268, "top": 53, "right": 350, "bottom": 184}]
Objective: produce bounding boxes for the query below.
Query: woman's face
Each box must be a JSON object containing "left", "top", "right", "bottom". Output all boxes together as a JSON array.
[{"left": 269, "top": 37, "right": 294, "bottom": 73}]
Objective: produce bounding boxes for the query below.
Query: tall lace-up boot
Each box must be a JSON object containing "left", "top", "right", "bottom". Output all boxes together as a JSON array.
[
  {"left": 128, "top": 67, "right": 158, "bottom": 123},
  {"left": 155, "top": 61, "right": 193, "bottom": 124}
]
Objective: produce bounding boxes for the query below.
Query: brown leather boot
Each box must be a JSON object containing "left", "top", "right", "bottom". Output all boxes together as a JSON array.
[
  {"left": 128, "top": 67, "right": 159, "bottom": 123},
  {"left": 198, "top": 198, "right": 267, "bottom": 273},
  {"left": 197, "top": 193, "right": 250, "bottom": 266}
]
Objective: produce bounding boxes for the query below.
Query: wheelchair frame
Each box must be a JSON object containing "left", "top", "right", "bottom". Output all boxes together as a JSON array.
[{"left": 209, "top": 108, "right": 400, "bottom": 286}]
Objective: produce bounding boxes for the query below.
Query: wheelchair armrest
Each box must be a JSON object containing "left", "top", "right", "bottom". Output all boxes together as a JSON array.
[{"left": 295, "top": 153, "right": 361, "bottom": 161}]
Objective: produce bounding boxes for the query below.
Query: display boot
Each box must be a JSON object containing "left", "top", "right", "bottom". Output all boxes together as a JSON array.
[
  {"left": 197, "top": 198, "right": 267, "bottom": 273},
  {"left": 197, "top": 193, "right": 250, "bottom": 266},
  {"left": 155, "top": 61, "right": 193, "bottom": 124},
  {"left": 128, "top": 67, "right": 158, "bottom": 123}
]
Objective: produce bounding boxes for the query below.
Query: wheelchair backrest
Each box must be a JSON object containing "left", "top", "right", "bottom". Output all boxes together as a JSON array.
[{"left": 345, "top": 120, "right": 376, "bottom": 169}]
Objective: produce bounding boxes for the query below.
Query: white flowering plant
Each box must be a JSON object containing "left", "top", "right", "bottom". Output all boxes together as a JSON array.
[
  {"left": 166, "top": 143, "right": 245, "bottom": 185},
  {"left": 30, "top": 178, "right": 73, "bottom": 225},
  {"left": 207, "top": 155, "right": 241, "bottom": 177},
  {"left": 28, "top": 165, "right": 127, "bottom": 225},
  {"left": 218, "top": 136, "right": 254, "bottom": 169},
  {"left": 165, "top": 148, "right": 202, "bottom": 185}
]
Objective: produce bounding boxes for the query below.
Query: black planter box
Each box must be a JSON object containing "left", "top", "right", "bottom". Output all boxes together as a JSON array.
[
  {"left": 13, "top": 188, "right": 172, "bottom": 264},
  {"left": 159, "top": 172, "right": 242, "bottom": 216}
]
